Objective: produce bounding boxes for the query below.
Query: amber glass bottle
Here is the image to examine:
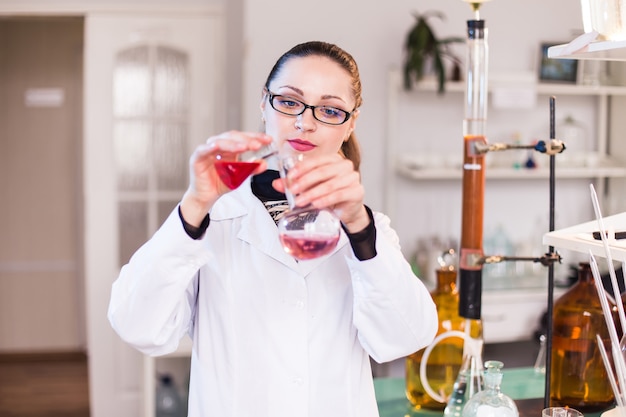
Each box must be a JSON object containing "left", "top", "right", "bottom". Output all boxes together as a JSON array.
[
  {"left": 550, "top": 262, "right": 617, "bottom": 413},
  {"left": 406, "top": 266, "right": 483, "bottom": 410}
]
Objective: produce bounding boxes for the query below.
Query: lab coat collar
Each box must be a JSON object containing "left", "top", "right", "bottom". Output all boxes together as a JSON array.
[{"left": 210, "top": 177, "right": 349, "bottom": 275}]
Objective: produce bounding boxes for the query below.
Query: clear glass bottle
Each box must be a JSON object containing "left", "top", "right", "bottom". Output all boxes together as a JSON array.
[
  {"left": 156, "top": 374, "right": 185, "bottom": 417},
  {"left": 550, "top": 262, "right": 617, "bottom": 413},
  {"left": 462, "top": 360, "right": 519, "bottom": 417},
  {"left": 406, "top": 258, "right": 483, "bottom": 410}
]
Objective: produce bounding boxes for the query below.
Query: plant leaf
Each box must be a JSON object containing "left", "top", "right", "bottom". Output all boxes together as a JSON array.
[{"left": 402, "top": 10, "right": 463, "bottom": 92}]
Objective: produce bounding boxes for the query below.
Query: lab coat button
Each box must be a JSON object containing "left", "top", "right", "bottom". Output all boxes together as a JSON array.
[
  {"left": 292, "top": 377, "right": 304, "bottom": 386},
  {"left": 295, "top": 300, "right": 304, "bottom": 309}
]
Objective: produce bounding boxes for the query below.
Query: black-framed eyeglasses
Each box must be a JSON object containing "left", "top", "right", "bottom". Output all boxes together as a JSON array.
[{"left": 266, "top": 90, "right": 353, "bottom": 126}]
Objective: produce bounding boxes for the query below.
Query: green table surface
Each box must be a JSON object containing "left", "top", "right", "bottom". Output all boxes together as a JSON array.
[{"left": 374, "top": 367, "right": 607, "bottom": 417}]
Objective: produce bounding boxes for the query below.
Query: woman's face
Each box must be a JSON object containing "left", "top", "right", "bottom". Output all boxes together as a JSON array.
[{"left": 261, "top": 55, "right": 358, "bottom": 158}]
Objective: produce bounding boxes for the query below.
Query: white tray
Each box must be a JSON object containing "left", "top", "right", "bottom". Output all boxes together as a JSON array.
[{"left": 543, "top": 212, "right": 626, "bottom": 262}]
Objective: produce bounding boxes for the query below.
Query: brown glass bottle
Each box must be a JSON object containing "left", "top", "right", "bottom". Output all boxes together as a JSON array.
[
  {"left": 405, "top": 266, "right": 482, "bottom": 410},
  {"left": 550, "top": 262, "right": 617, "bottom": 413}
]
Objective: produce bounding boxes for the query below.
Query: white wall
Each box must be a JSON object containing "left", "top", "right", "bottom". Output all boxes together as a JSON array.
[{"left": 241, "top": 0, "right": 594, "bottom": 280}]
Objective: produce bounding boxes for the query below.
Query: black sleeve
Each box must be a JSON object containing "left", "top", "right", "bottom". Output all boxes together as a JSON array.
[
  {"left": 178, "top": 206, "right": 210, "bottom": 240},
  {"left": 341, "top": 205, "right": 377, "bottom": 261}
]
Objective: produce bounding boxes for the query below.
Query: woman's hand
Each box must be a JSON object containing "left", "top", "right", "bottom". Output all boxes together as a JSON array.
[
  {"left": 180, "top": 131, "right": 273, "bottom": 227},
  {"left": 272, "top": 153, "right": 370, "bottom": 233}
]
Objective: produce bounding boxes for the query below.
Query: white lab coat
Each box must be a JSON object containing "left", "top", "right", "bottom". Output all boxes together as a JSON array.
[{"left": 108, "top": 177, "right": 437, "bottom": 417}]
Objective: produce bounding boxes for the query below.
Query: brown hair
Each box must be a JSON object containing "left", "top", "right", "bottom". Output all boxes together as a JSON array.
[{"left": 264, "top": 41, "right": 363, "bottom": 171}]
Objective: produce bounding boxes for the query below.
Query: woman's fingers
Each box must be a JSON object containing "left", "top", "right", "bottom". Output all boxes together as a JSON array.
[{"left": 287, "top": 155, "right": 364, "bottom": 216}]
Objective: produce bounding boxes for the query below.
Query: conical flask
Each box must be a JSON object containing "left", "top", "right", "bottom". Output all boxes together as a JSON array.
[{"left": 443, "top": 327, "right": 484, "bottom": 417}]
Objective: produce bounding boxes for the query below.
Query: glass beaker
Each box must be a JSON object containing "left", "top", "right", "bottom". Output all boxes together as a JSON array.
[
  {"left": 542, "top": 407, "right": 584, "bottom": 417},
  {"left": 277, "top": 152, "right": 341, "bottom": 260}
]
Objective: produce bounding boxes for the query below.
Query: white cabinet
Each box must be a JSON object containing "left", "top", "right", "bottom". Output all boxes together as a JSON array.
[{"left": 482, "top": 287, "right": 567, "bottom": 343}]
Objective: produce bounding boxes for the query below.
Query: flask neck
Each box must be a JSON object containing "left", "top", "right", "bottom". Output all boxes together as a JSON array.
[
  {"left": 436, "top": 268, "right": 458, "bottom": 293},
  {"left": 460, "top": 335, "right": 484, "bottom": 372},
  {"left": 484, "top": 372, "right": 503, "bottom": 391},
  {"left": 577, "top": 262, "right": 593, "bottom": 283}
]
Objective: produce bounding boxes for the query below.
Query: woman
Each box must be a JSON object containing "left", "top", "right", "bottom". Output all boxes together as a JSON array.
[{"left": 108, "top": 41, "right": 437, "bottom": 417}]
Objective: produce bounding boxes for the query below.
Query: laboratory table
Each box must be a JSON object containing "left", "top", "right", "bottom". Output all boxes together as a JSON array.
[{"left": 374, "top": 367, "right": 609, "bottom": 417}]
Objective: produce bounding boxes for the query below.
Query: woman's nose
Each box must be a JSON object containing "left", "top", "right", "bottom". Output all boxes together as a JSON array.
[{"left": 295, "top": 107, "right": 316, "bottom": 131}]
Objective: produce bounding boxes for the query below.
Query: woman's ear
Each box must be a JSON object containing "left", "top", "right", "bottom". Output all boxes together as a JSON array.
[
  {"left": 259, "top": 89, "right": 268, "bottom": 112},
  {"left": 260, "top": 102, "right": 267, "bottom": 124},
  {"left": 344, "top": 129, "right": 353, "bottom": 142},
  {"left": 344, "top": 110, "right": 358, "bottom": 142}
]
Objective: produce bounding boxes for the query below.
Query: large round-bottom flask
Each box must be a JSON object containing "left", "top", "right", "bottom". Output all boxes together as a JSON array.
[{"left": 550, "top": 262, "right": 617, "bottom": 413}]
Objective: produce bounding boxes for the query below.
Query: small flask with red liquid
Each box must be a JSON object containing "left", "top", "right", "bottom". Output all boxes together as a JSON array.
[
  {"left": 214, "top": 143, "right": 277, "bottom": 190},
  {"left": 277, "top": 152, "right": 341, "bottom": 261}
]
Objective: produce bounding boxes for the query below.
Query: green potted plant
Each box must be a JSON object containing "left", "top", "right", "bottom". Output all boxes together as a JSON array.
[{"left": 403, "top": 10, "right": 464, "bottom": 94}]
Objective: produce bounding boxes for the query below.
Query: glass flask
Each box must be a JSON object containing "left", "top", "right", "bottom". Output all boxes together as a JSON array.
[
  {"left": 406, "top": 252, "right": 483, "bottom": 410},
  {"left": 214, "top": 142, "right": 277, "bottom": 190},
  {"left": 550, "top": 262, "right": 617, "bottom": 413},
  {"left": 277, "top": 152, "right": 341, "bottom": 261},
  {"left": 461, "top": 360, "right": 519, "bottom": 417},
  {"left": 443, "top": 329, "right": 485, "bottom": 417}
]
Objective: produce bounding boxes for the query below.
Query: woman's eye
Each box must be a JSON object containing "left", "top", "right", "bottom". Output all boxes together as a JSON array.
[
  {"left": 278, "top": 98, "right": 299, "bottom": 108},
  {"left": 321, "top": 107, "right": 342, "bottom": 117}
]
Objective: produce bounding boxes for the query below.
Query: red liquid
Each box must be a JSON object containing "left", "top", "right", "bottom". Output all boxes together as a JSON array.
[
  {"left": 214, "top": 160, "right": 260, "bottom": 190},
  {"left": 279, "top": 231, "right": 340, "bottom": 260}
]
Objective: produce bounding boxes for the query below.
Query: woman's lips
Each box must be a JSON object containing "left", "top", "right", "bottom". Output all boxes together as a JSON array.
[{"left": 288, "top": 139, "right": 316, "bottom": 152}]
